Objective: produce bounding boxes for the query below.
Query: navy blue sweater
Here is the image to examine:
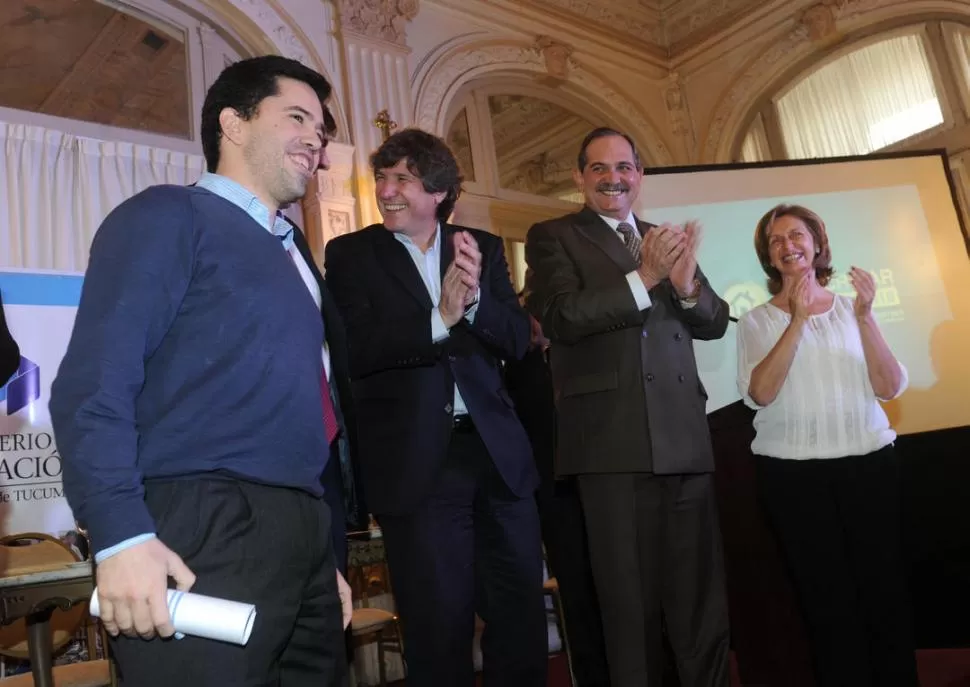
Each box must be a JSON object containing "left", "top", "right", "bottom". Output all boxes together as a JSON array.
[{"left": 50, "top": 185, "right": 329, "bottom": 554}]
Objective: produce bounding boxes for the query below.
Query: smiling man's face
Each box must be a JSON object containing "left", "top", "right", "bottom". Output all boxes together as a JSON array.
[{"left": 574, "top": 134, "right": 642, "bottom": 220}]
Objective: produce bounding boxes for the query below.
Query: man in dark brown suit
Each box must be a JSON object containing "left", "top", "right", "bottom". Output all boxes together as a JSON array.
[{"left": 525, "top": 127, "right": 731, "bottom": 687}]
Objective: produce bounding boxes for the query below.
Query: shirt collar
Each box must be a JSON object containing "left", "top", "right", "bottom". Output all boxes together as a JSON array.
[
  {"left": 596, "top": 211, "right": 637, "bottom": 232},
  {"left": 196, "top": 172, "right": 295, "bottom": 250},
  {"left": 393, "top": 222, "right": 441, "bottom": 256}
]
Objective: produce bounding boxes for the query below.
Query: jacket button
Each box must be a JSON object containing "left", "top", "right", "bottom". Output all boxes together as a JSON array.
[
  {"left": 646, "top": 373, "right": 654, "bottom": 382},
  {"left": 444, "top": 403, "right": 453, "bottom": 413},
  {"left": 678, "top": 374, "right": 685, "bottom": 382},
  {"left": 674, "top": 332, "right": 683, "bottom": 341},
  {"left": 448, "top": 354, "right": 457, "bottom": 362}
]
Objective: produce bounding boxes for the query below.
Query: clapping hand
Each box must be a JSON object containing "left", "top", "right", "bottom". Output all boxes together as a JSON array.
[
  {"left": 788, "top": 272, "right": 812, "bottom": 323},
  {"left": 453, "top": 231, "right": 481, "bottom": 307},
  {"left": 849, "top": 266, "right": 875, "bottom": 318},
  {"left": 638, "top": 223, "right": 686, "bottom": 288},
  {"left": 669, "top": 220, "right": 702, "bottom": 298}
]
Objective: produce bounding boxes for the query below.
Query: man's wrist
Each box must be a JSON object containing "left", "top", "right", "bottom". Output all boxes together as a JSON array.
[
  {"left": 638, "top": 269, "right": 661, "bottom": 290},
  {"left": 676, "top": 278, "right": 701, "bottom": 301}
]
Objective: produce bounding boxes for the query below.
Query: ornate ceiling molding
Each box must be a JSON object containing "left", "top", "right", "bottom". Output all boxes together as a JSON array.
[{"left": 414, "top": 41, "right": 673, "bottom": 165}]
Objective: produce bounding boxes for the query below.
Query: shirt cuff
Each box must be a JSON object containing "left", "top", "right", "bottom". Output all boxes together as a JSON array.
[
  {"left": 625, "top": 271, "right": 652, "bottom": 311},
  {"left": 95, "top": 532, "right": 156, "bottom": 563},
  {"left": 431, "top": 308, "right": 450, "bottom": 342}
]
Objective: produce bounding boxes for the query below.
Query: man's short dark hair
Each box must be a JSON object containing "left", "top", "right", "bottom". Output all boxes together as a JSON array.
[
  {"left": 370, "top": 128, "right": 463, "bottom": 221},
  {"left": 201, "top": 56, "right": 335, "bottom": 173},
  {"left": 576, "top": 127, "right": 642, "bottom": 172}
]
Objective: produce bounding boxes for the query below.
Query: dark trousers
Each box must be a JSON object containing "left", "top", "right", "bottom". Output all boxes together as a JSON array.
[
  {"left": 578, "top": 472, "right": 730, "bottom": 687},
  {"left": 378, "top": 428, "right": 547, "bottom": 687},
  {"left": 110, "top": 478, "right": 347, "bottom": 687},
  {"left": 755, "top": 446, "right": 919, "bottom": 687},
  {"left": 538, "top": 478, "right": 611, "bottom": 687}
]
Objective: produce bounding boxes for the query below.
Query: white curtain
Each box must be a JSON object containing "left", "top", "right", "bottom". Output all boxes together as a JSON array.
[
  {"left": 776, "top": 32, "right": 944, "bottom": 159},
  {"left": 0, "top": 121, "right": 205, "bottom": 271},
  {"left": 739, "top": 113, "right": 771, "bottom": 163}
]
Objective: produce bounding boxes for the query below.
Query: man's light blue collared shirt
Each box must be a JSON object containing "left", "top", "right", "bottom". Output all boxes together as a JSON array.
[{"left": 393, "top": 224, "right": 478, "bottom": 416}]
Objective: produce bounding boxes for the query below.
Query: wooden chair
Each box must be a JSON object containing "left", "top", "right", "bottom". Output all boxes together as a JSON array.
[
  {"left": 347, "top": 537, "right": 404, "bottom": 687},
  {"left": 0, "top": 533, "right": 113, "bottom": 686}
]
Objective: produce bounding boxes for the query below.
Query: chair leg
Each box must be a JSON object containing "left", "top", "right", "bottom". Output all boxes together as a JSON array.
[
  {"left": 377, "top": 630, "right": 387, "bottom": 687},
  {"left": 552, "top": 590, "right": 576, "bottom": 687}
]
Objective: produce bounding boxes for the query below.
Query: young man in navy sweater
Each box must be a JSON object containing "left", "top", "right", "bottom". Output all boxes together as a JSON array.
[{"left": 50, "top": 56, "right": 351, "bottom": 686}]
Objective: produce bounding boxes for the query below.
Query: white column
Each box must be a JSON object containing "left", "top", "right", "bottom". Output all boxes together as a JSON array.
[{"left": 336, "top": 0, "right": 419, "bottom": 228}]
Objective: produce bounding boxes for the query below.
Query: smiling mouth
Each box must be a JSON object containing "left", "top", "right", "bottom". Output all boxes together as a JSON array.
[
  {"left": 289, "top": 153, "right": 314, "bottom": 175},
  {"left": 597, "top": 187, "right": 627, "bottom": 198},
  {"left": 383, "top": 203, "right": 407, "bottom": 212},
  {"left": 782, "top": 252, "right": 804, "bottom": 263}
]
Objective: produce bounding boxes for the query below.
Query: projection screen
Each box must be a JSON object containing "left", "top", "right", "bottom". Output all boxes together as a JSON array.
[{"left": 635, "top": 151, "right": 970, "bottom": 436}]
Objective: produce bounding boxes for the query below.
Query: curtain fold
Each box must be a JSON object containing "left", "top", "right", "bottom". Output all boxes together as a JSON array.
[
  {"left": 1, "top": 120, "right": 204, "bottom": 271},
  {"left": 776, "top": 33, "right": 943, "bottom": 159}
]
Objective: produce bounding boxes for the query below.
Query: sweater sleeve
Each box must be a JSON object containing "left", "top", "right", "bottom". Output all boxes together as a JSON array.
[{"left": 49, "top": 187, "right": 195, "bottom": 554}]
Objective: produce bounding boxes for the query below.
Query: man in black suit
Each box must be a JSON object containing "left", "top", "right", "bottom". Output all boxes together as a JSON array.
[
  {"left": 0, "top": 291, "right": 20, "bottom": 385},
  {"left": 324, "top": 128, "right": 547, "bottom": 687}
]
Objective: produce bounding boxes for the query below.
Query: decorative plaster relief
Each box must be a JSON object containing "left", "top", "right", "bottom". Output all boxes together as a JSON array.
[
  {"left": 663, "top": 0, "right": 762, "bottom": 45},
  {"left": 336, "top": 0, "right": 420, "bottom": 46},
  {"left": 535, "top": 36, "right": 573, "bottom": 83},
  {"left": 523, "top": 0, "right": 663, "bottom": 43},
  {"left": 328, "top": 209, "right": 352, "bottom": 237}
]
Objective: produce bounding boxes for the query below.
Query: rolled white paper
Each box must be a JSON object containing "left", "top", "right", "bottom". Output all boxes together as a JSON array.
[{"left": 89, "top": 588, "right": 257, "bottom": 646}]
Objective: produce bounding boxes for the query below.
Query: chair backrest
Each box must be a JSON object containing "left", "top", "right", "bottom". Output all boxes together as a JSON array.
[{"left": 0, "top": 533, "right": 88, "bottom": 660}]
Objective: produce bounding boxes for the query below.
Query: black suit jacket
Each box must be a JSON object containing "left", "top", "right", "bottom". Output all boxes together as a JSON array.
[
  {"left": 288, "top": 224, "right": 367, "bottom": 530},
  {"left": 324, "top": 223, "right": 539, "bottom": 516},
  {"left": 525, "top": 206, "right": 729, "bottom": 476},
  {"left": 0, "top": 292, "right": 20, "bottom": 385}
]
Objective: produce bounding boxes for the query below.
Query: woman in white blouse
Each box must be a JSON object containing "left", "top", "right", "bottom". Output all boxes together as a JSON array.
[{"left": 736, "top": 204, "right": 918, "bottom": 687}]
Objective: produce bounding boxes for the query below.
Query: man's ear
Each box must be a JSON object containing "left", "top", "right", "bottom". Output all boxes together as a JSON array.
[{"left": 219, "top": 107, "right": 245, "bottom": 146}]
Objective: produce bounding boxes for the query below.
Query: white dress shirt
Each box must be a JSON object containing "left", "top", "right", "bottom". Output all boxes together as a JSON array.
[{"left": 736, "top": 294, "right": 908, "bottom": 460}]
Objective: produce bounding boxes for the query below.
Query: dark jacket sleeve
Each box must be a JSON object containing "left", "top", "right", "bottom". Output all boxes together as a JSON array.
[
  {"left": 0, "top": 292, "right": 20, "bottom": 385},
  {"left": 49, "top": 187, "right": 195, "bottom": 555},
  {"left": 670, "top": 266, "right": 730, "bottom": 341},
  {"left": 463, "top": 231, "right": 531, "bottom": 361}
]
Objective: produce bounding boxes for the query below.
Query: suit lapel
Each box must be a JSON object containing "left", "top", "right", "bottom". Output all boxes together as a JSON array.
[
  {"left": 374, "top": 226, "right": 433, "bottom": 309},
  {"left": 574, "top": 206, "right": 638, "bottom": 273},
  {"left": 440, "top": 223, "right": 455, "bottom": 281}
]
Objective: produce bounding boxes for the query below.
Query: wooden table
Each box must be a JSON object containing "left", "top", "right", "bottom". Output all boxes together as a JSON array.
[{"left": 0, "top": 561, "right": 95, "bottom": 687}]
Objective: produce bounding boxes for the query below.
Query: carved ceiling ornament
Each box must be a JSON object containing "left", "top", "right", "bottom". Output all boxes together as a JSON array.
[
  {"left": 336, "top": 0, "right": 420, "bottom": 46},
  {"left": 535, "top": 35, "right": 573, "bottom": 83},
  {"left": 413, "top": 43, "right": 672, "bottom": 166},
  {"left": 801, "top": 3, "right": 838, "bottom": 42},
  {"left": 701, "top": 0, "right": 941, "bottom": 162}
]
